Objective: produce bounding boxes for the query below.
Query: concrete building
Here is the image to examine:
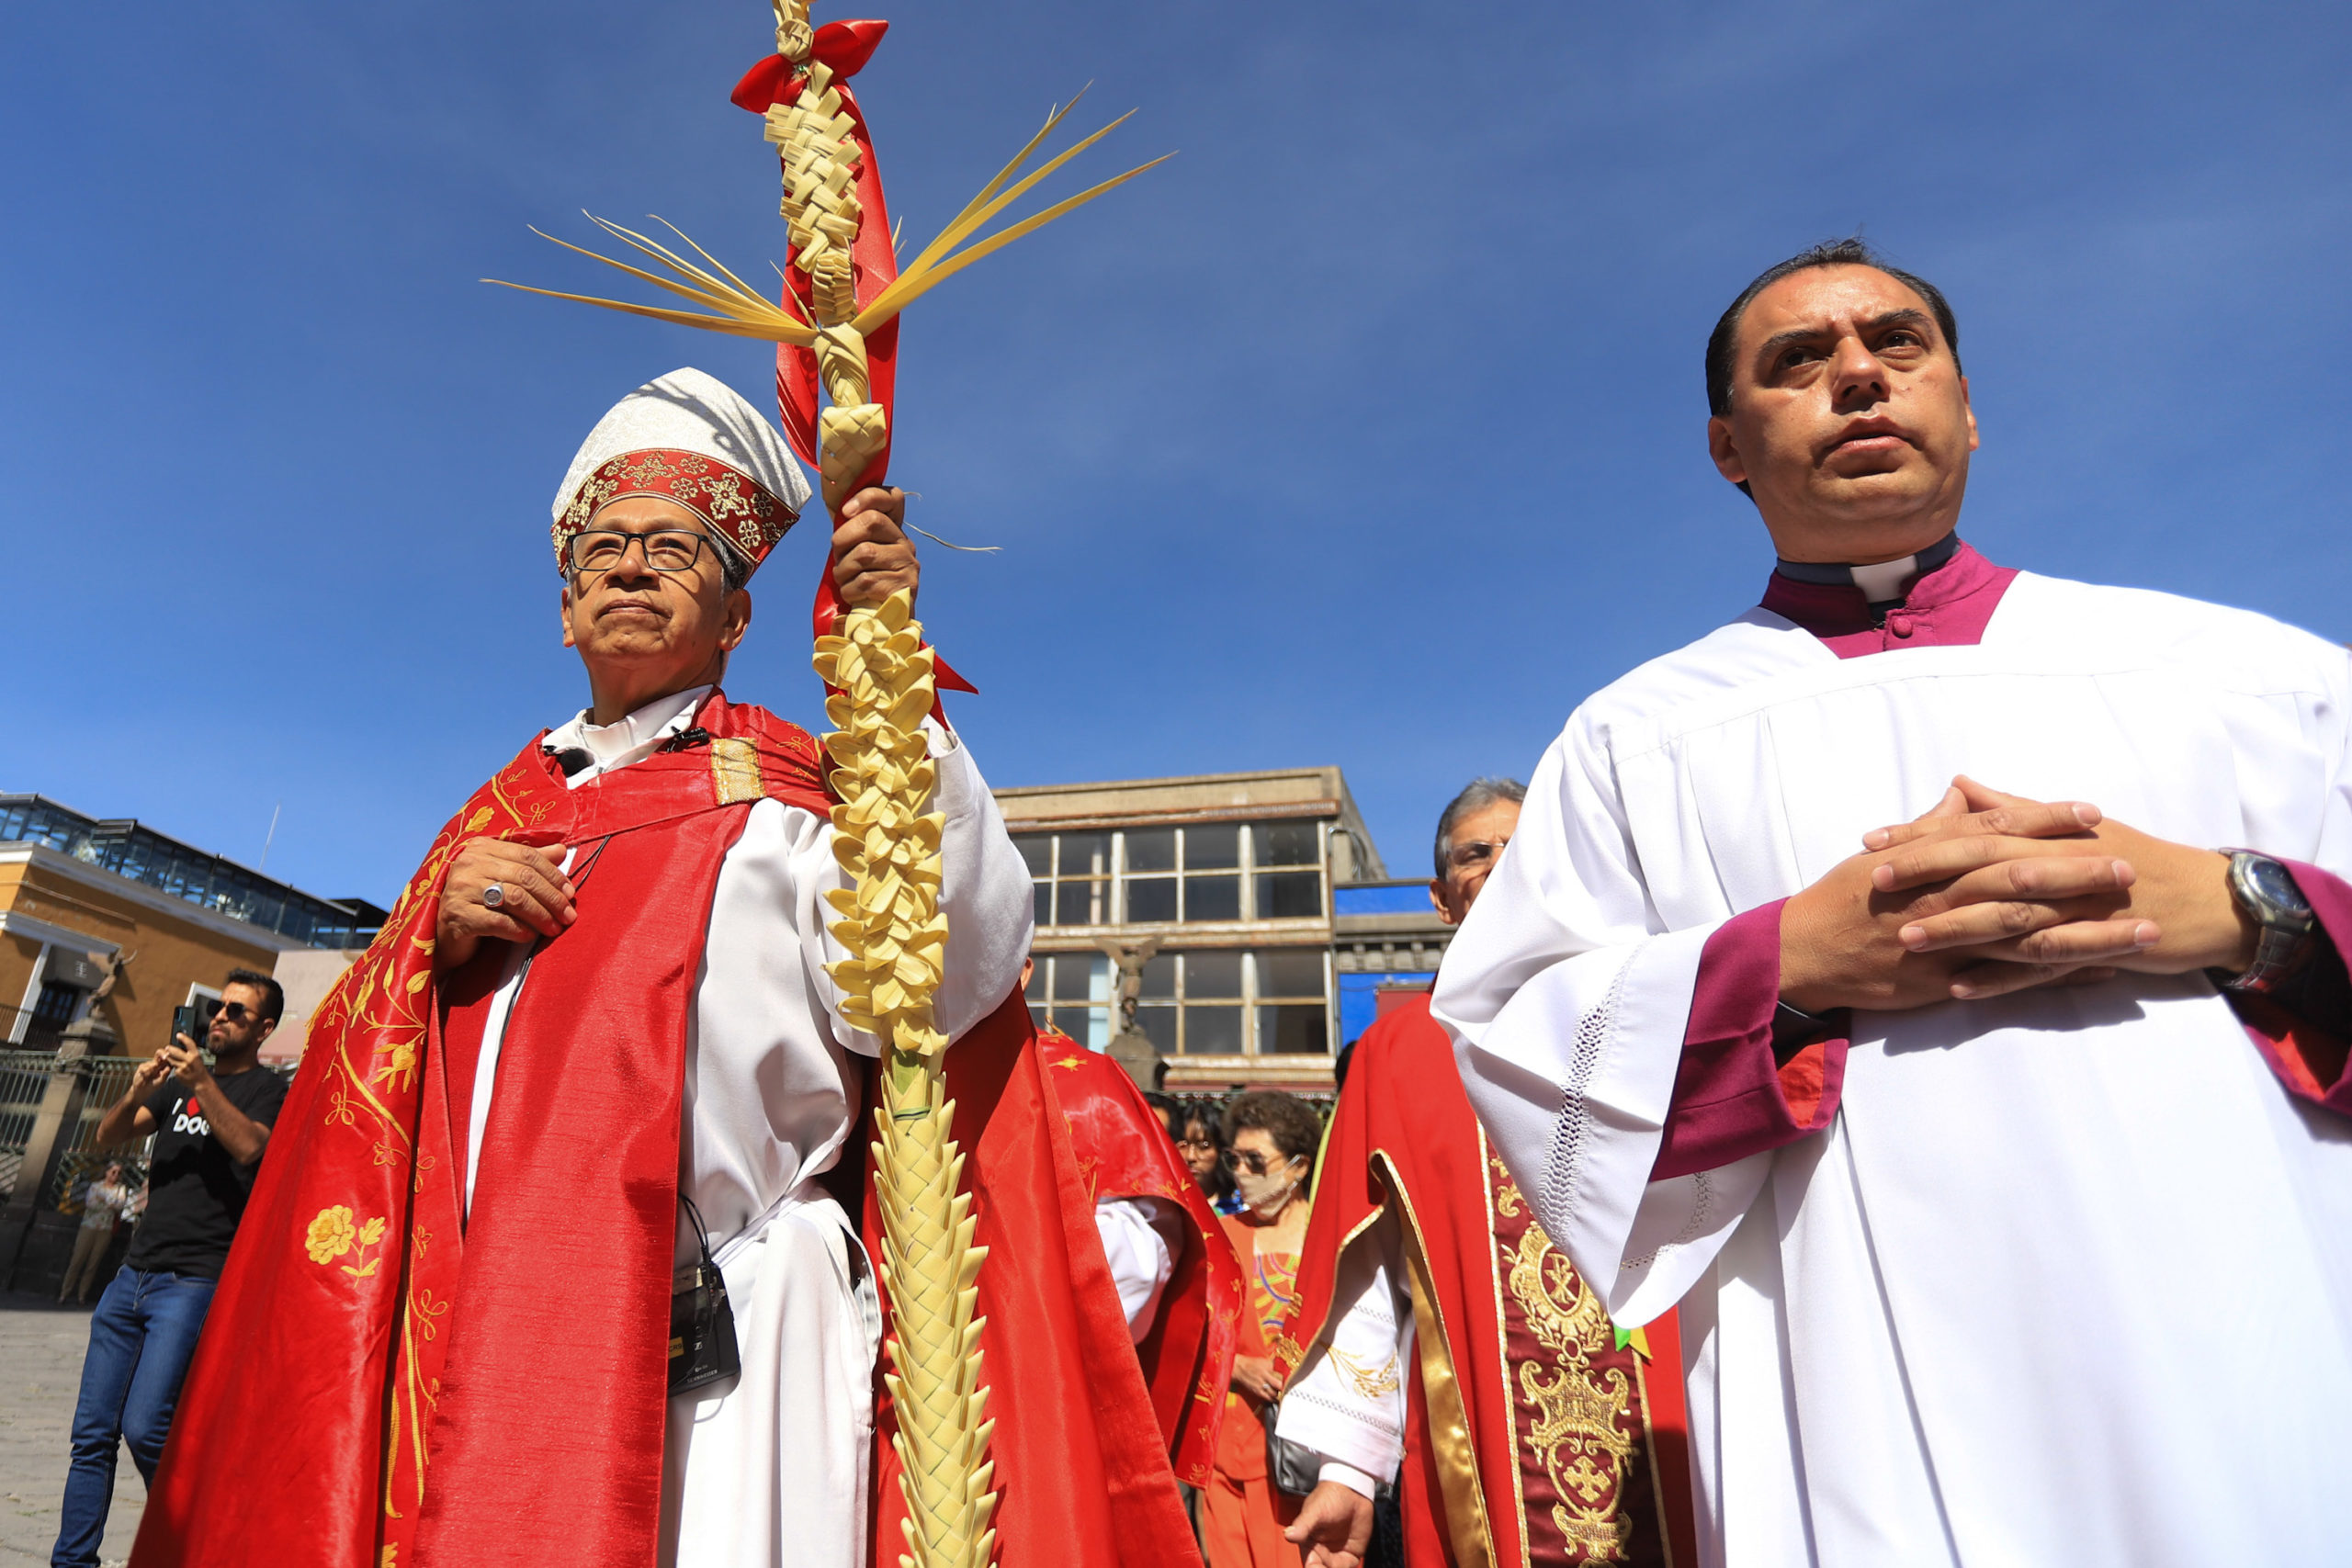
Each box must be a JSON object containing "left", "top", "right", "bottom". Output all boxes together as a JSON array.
[
  {"left": 1331, "top": 877, "right": 1455, "bottom": 1043},
  {"left": 998, "top": 766, "right": 1453, "bottom": 1094},
  {"left": 0, "top": 795, "right": 379, "bottom": 1061}
]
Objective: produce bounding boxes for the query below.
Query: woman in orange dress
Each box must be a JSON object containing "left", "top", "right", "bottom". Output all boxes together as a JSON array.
[{"left": 1202, "top": 1091, "right": 1322, "bottom": 1568}]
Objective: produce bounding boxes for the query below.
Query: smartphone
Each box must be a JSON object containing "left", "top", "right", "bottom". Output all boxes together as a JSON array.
[{"left": 169, "top": 998, "right": 220, "bottom": 1051}]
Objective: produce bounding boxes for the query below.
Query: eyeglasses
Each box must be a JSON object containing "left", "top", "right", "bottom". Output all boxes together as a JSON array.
[
  {"left": 1446, "top": 837, "right": 1511, "bottom": 872},
  {"left": 1177, "top": 1136, "right": 1217, "bottom": 1152},
  {"left": 561, "top": 528, "right": 712, "bottom": 578}
]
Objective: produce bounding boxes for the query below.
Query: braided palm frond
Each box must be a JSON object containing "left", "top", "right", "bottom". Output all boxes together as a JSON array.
[
  {"left": 483, "top": 116, "right": 1165, "bottom": 350},
  {"left": 854, "top": 99, "right": 1170, "bottom": 332},
  {"left": 814, "top": 592, "right": 994, "bottom": 1568},
  {"left": 482, "top": 213, "right": 820, "bottom": 344}
]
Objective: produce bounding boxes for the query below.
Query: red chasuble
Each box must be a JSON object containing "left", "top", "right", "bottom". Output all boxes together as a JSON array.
[
  {"left": 130, "top": 692, "right": 1184, "bottom": 1568},
  {"left": 1283, "top": 998, "right": 1699, "bottom": 1568},
  {"left": 130, "top": 694, "right": 830, "bottom": 1568},
  {"left": 1039, "top": 1032, "right": 1244, "bottom": 1486}
]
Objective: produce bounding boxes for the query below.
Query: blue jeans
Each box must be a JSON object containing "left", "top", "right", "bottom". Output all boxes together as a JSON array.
[{"left": 52, "top": 1267, "right": 216, "bottom": 1568}]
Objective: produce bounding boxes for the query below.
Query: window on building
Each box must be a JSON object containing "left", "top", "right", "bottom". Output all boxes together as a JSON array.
[
  {"left": 1135, "top": 952, "right": 1178, "bottom": 1055},
  {"left": 1253, "top": 947, "right": 1329, "bottom": 1055},
  {"left": 1040, "top": 832, "right": 1109, "bottom": 928},
  {"left": 1122, "top": 827, "right": 1178, "bottom": 922},
  {"left": 1027, "top": 945, "right": 1329, "bottom": 1056},
  {"left": 1251, "top": 822, "right": 1324, "bottom": 919},
  {"left": 1182, "top": 825, "right": 1242, "bottom": 922},
  {"left": 1025, "top": 952, "right": 1112, "bottom": 1046},
  {"left": 1013, "top": 819, "right": 1329, "bottom": 928},
  {"left": 29, "top": 980, "right": 85, "bottom": 1032},
  {"left": 1130, "top": 947, "right": 1328, "bottom": 1058},
  {"left": 1016, "top": 834, "right": 1051, "bottom": 929}
]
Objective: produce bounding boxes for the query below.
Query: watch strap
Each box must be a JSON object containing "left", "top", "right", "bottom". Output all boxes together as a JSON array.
[{"left": 2221, "top": 851, "right": 2316, "bottom": 994}]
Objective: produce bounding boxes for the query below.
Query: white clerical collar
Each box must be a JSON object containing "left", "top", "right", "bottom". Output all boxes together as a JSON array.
[
  {"left": 1775, "top": 533, "right": 1961, "bottom": 605},
  {"left": 544, "top": 684, "right": 712, "bottom": 784}
]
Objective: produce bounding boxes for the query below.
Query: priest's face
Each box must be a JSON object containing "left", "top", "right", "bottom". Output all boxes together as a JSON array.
[
  {"left": 1707, "top": 264, "right": 1978, "bottom": 563},
  {"left": 1430, "top": 797, "right": 1521, "bottom": 926},
  {"left": 560, "top": 495, "right": 752, "bottom": 720}
]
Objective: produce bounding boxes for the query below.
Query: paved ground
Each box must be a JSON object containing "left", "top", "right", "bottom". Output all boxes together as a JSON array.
[{"left": 1, "top": 1294, "right": 142, "bottom": 1568}]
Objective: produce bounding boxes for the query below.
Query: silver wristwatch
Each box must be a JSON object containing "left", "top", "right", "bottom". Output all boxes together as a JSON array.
[{"left": 2219, "top": 850, "right": 2315, "bottom": 995}]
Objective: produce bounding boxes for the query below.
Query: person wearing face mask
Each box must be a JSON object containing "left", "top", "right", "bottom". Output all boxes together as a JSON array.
[
  {"left": 1279, "top": 781, "right": 1697, "bottom": 1568},
  {"left": 1202, "top": 1090, "right": 1321, "bottom": 1567}
]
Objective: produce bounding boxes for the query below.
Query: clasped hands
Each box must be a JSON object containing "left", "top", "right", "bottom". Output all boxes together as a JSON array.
[{"left": 1780, "top": 775, "right": 2258, "bottom": 1013}]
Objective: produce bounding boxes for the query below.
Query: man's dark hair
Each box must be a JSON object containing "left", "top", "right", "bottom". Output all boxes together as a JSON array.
[
  {"left": 1434, "top": 777, "right": 1527, "bottom": 880},
  {"left": 223, "top": 968, "right": 285, "bottom": 1026},
  {"left": 1177, "top": 1099, "right": 1227, "bottom": 1149},
  {"left": 1143, "top": 1090, "right": 1182, "bottom": 1138},
  {"left": 1224, "top": 1089, "right": 1323, "bottom": 1169},
  {"left": 1704, "top": 236, "right": 1962, "bottom": 419}
]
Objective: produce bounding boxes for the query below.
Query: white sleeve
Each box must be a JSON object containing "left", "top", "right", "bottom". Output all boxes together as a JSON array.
[
  {"left": 794, "top": 716, "right": 1035, "bottom": 1055},
  {"left": 1430, "top": 718, "right": 1762, "bottom": 1326},
  {"left": 1093, "top": 1195, "right": 1184, "bottom": 1342},
  {"left": 1274, "top": 1209, "right": 1411, "bottom": 1483}
]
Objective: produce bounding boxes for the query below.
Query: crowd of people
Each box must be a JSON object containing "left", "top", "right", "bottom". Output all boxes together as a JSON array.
[{"left": 34, "top": 235, "right": 2352, "bottom": 1568}]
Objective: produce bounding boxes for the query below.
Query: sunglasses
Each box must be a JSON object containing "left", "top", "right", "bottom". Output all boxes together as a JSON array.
[
  {"left": 1221, "top": 1148, "right": 1296, "bottom": 1177},
  {"left": 214, "top": 1001, "right": 251, "bottom": 1024}
]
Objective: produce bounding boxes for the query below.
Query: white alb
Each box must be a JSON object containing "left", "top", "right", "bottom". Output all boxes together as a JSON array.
[
  {"left": 1437, "top": 571, "right": 2352, "bottom": 1568},
  {"left": 464, "top": 685, "right": 1033, "bottom": 1568}
]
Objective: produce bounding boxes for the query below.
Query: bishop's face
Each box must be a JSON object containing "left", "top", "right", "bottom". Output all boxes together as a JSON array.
[
  {"left": 1707, "top": 264, "right": 1979, "bottom": 564},
  {"left": 560, "top": 494, "right": 751, "bottom": 715}
]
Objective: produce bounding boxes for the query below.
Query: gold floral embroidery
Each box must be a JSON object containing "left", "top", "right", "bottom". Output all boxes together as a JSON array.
[
  {"left": 1329, "top": 1346, "right": 1402, "bottom": 1400},
  {"left": 1491, "top": 1156, "right": 1523, "bottom": 1218},
  {"left": 306, "top": 1205, "right": 356, "bottom": 1263},
  {"left": 1501, "top": 1173, "right": 1637, "bottom": 1562},
  {"left": 306, "top": 1204, "right": 390, "bottom": 1277},
  {"left": 371, "top": 1034, "right": 420, "bottom": 1092},
  {"left": 702, "top": 471, "right": 753, "bottom": 518},
  {"left": 551, "top": 450, "right": 794, "bottom": 563}
]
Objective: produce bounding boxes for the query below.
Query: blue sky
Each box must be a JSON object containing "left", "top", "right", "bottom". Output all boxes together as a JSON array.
[{"left": 5, "top": 0, "right": 2347, "bottom": 903}]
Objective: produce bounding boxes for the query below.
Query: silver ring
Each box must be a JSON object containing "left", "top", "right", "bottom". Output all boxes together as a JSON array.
[{"left": 481, "top": 883, "right": 506, "bottom": 908}]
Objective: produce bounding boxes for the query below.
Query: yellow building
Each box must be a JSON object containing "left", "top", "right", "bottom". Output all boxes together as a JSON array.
[{"left": 0, "top": 795, "right": 379, "bottom": 1061}]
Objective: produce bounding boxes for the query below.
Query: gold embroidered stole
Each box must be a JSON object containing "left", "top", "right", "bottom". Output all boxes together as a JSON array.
[{"left": 1486, "top": 1153, "right": 1671, "bottom": 1567}]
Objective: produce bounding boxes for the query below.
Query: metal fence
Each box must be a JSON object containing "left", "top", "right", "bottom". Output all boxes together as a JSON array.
[
  {"left": 1, "top": 1049, "right": 310, "bottom": 1214},
  {"left": 42, "top": 1056, "right": 153, "bottom": 1211},
  {"left": 0, "top": 1048, "right": 53, "bottom": 1201}
]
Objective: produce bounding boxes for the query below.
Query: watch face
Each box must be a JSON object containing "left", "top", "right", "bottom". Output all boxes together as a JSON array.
[{"left": 2246, "top": 856, "right": 2312, "bottom": 921}]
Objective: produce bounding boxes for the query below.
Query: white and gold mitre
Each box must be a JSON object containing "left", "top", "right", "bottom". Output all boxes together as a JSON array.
[{"left": 550, "top": 367, "right": 815, "bottom": 573}]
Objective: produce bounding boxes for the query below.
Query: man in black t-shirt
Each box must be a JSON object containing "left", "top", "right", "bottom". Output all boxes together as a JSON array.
[{"left": 51, "top": 968, "right": 289, "bottom": 1568}]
